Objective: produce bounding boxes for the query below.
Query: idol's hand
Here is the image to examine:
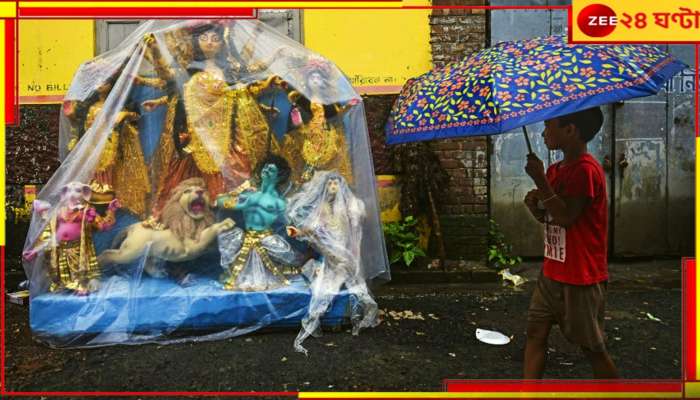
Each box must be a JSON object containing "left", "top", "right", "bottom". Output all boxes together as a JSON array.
[
  {"left": 178, "top": 132, "right": 191, "bottom": 145},
  {"left": 33, "top": 200, "right": 51, "bottom": 215},
  {"left": 286, "top": 226, "right": 300, "bottom": 238},
  {"left": 142, "top": 99, "right": 161, "bottom": 112},
  {"left": 22, "top": 249, "right": 38, "bottom": 261},
  {"left": 108, "top": 199, "right": 122, "bottom": 212},
  {"left": 63, "top": 100, "right": 77, "bottom": 117},
  {"left": 85, "top": 207, "right": 97, "bottom": 222},
  {"left": 271, "top": 75, "right": 288, "bottom": 89},
  {"left": 125, "top": 111, "right": 140, "bottom": 122},
  {"left": 116, "top": 111, "right": 139, "bottom": 125},
  {"left": 215, "top": 218, "right": 236, "bottom": 234}
]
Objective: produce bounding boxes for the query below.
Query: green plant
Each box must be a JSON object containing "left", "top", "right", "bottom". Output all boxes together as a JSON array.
[
  {"left": 487, "top": 219, "right": 522, "bottom": 269},
  {"left": 383, "top": 216, "right": 426, "bottom": 267},
  {"left": 392, "top": 141, "right": 450, "bottom": 268}
]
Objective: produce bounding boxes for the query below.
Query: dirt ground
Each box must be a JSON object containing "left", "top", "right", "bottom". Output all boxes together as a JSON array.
[{"left": 4, "top": 259, "right": 682, "bottom": 397}]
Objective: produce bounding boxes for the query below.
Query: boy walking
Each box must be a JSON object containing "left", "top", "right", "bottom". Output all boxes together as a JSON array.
[{"left": 522, "top": 106, "right": 619, "bottom": 379}]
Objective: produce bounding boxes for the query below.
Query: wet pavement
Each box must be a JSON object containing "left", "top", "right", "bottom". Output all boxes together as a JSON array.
[{"left": 4, "top": 259, "right": 683, "bottom": 396}]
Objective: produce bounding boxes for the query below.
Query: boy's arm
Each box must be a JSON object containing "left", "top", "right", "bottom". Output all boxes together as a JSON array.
[
  {"left": 523, "top": 189, "right": 546, "bottom": 224},
  {"left": 541, "top": 195, "right": 590, "bottom": 228},
  {"left": 525, "top": 154, "right": 591, "bottom": 228}
]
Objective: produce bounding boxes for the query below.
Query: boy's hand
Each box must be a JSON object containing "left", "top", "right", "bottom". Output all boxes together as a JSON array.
[
  {"left": 525, "top": 153, "right": 547, "bottom": 188},
  {"left": 524, "top": 189, "right": 547, "bottom": 223},
  {"left": 524, "top": 189, "right": 540, "bottom": 212}
]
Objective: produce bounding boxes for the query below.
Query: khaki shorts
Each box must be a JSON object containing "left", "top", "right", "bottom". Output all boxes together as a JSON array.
[{"left": 527, "top": 271, "right": 608, "bottom": 352}]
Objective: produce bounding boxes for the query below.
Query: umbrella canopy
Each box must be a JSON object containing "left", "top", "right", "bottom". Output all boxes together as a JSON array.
[{"left": 385, "top": 35, "right": 686, "bottom": 145}]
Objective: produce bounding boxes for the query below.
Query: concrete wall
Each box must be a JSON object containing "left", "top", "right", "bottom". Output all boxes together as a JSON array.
[
  {"left": 487, "top": 3, "right": 695, "bottom": 257},
  {"left": 488, "top": 5, "right": 569, "bottom": 257}
]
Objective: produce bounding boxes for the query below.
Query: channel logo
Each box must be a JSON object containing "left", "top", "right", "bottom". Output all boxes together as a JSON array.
[{"left": 577, "top": 3, "right": 618, "bottom": 37}]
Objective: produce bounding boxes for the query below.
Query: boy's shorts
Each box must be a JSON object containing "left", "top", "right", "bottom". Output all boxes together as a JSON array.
[{"left": 527, "top": 271, "right": 608, "bottom": 353}]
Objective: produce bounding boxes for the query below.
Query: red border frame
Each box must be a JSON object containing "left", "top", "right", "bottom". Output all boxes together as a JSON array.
[
  {"left": 18, "top": 7, "right": 257, "bottom": 18},
  {"left": 695, "top": 44, "right": 700, "bottom": 138},
  {"left": 8, "top": 391, "right": 298, "bottom": 397},
  {"left": 1, "top": 246, "right": 5, "bottom": 393},
  {"left": 444, "top": 379, "right": 683, "bottom": 393},
  {"left": 4, "top": 18, "right": 16, "bottom": 125},
  {"left": 685, "top": 258, "right": 696, "bottom": 381},
  {"left": 2, "top": 2, "right": 698, "bottom": 398}
]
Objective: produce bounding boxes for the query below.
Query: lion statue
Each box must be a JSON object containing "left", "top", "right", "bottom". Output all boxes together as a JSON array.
[{"left": 98, "top": 178, "right": 235, "bottom": 267}]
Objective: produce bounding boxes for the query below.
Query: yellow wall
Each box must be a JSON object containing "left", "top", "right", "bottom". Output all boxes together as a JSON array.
[
  {"left": 18, "top": 7, "right": 433, "bottom": 103},
  {"left": 303, "top": 7, "right": 432, "bottom": 94},
  {"left": 19, "top": 20, "right": 94, "bottom": 103}
]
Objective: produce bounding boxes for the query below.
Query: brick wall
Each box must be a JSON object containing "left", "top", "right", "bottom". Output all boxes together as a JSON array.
[
  {"left": 429, "top": 1, "right": 490, "bottom": 260},
  {"left": 6, "top": 104, "right": 61, "bottom": 210},
  {"left": 6, "top": 104, "right": 61, "bottom": 268},
  {"left": 7, "top": 105, "right": 61, "bottom": 186},
  {"left": 363, "top": 94, "right": 398, "bottom": 175}
]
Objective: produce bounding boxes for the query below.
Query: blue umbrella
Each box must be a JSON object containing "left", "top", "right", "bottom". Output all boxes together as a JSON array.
[{"left": 385, "top": 35, "right": 686, "bottom": 149}]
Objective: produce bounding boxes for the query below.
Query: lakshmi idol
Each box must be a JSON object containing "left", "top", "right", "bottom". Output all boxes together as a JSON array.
[{"left": 282, "top": 56, "right": 359, "bottom": 184}]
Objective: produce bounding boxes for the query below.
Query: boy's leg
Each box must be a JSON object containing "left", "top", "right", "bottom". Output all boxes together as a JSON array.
[
  {"left": 560, "top": 280, "right": 616, "bottom": 378},
  {"left": 582, "top": 347, "right": 619, "bottom": 378},
  {"left": 524, "top": 320, "right": 553, "bottom": 379}
]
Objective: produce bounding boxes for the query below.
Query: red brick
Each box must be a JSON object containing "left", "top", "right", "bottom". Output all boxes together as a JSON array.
[
  {"left": 430, "top": 25, "right": 445, "bottom": 35},
  {"left": 463, "top": 140, "right": 487, "bottom": 150},
  {"left": 439, "top": 159, "right": 463, "bottom": 169},
  {"left": 447, "top": 169, "right": 467, "bottom": 178},
  {"left": 434, "top": 140, "right": 462, "bottom": 151},
  {"left": 449, "top": 177, "right": 472, "bottom": 186},
  {"left": 473, "top": 205, "right": 488, "bottom": 213}
]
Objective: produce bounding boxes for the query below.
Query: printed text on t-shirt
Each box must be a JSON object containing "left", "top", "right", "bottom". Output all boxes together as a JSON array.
[{"left": 544, "top": 222, "right": 566, "bottom": 263}]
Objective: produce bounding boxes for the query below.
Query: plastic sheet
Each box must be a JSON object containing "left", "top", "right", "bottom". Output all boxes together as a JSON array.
[
  {"left": 23, "top": 19, "right": 388, "bottom": 349},
  {"left": 286, "top": 171, "right": 380, "bottom": 354}
]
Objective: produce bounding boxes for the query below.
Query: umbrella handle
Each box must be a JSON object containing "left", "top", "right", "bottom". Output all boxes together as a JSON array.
[{"left": 522, "top": 126, "right": 533, "bottom": 154}]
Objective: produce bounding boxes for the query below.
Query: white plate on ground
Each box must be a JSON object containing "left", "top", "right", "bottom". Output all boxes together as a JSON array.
[{"left": 475, "top": 328, "right": 510, "bottom": 345}]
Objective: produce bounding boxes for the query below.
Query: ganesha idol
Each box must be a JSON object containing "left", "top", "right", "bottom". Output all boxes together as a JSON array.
[{"left": 23, "top": 182, "right": 120, "bottom": 295}]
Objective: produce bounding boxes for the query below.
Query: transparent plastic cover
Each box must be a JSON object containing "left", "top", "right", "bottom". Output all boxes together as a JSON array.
[{"left": 23, "top": 19, "right": 388, "bottom": 350}]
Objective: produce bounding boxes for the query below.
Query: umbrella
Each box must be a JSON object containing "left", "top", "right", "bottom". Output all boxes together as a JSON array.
[{"left": 385, "top": 35, "right": 687, "bottom": 148}]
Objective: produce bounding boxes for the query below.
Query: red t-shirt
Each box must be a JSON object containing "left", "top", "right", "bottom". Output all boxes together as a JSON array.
[{"left": 542, "top": 153, "right": 608, "bottom": 285}]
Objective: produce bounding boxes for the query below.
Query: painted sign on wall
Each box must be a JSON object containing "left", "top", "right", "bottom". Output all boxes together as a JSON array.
[
  {"left": 302, "top": 6, "right": 433, "bottom": 95},
  {"left": 19, "top": 20, "right": 95, "bottom": 104},
  {"left": 19, "top": 7, "right": 434, "bottom": 103}
]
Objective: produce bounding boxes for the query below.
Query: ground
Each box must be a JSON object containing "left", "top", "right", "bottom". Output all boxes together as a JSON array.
[{"left": 4, "top": 259, "right": 682, "bottom": 398}]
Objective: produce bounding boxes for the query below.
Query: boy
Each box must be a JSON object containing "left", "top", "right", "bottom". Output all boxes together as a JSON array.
[{"left": 523, "top": 106, "right": 619, "bottom": 379}]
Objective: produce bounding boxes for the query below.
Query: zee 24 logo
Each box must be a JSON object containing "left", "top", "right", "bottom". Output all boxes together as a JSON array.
[{"left": 577, "top": 3, "right": 700, "bottom": 38}]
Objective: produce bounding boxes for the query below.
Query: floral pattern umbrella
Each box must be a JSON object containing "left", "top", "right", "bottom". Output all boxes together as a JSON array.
[{"left": 385, "top": 35, "right": 686, "bottom": 145}]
